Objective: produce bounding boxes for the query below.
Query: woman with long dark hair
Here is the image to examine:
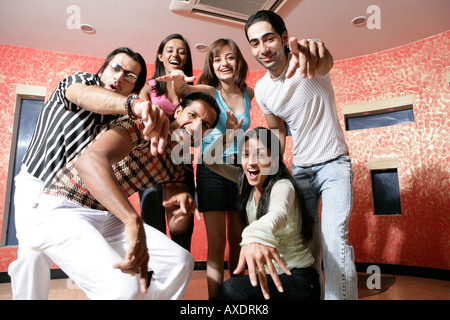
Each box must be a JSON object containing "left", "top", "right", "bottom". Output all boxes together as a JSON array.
[
  {"left": 159, "top": 38, "right": 254, "bottom": 299},
  {"left": 138, "top": 34, "right": 195, "bottom": 251},
  {"left": 204, "top": 125, "right": 319, "bottom": 300}
]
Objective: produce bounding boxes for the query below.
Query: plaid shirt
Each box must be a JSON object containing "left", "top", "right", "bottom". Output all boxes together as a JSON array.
[{"left": 45, "top": 115, "right": 185, "bottom": 211}]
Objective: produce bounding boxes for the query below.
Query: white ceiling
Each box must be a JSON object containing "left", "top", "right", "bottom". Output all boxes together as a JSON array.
[{"left": 0, "top": 0, "right": 449, "bottom": 71}]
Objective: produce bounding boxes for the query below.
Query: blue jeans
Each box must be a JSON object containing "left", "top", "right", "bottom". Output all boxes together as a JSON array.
[{"left": 292, "top": 155, "right": 357, "bottom": 300}]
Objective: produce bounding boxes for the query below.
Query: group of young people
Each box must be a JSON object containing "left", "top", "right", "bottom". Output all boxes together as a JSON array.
[{"left": 8, "top": 10, "right": 356, "bottom": 300}]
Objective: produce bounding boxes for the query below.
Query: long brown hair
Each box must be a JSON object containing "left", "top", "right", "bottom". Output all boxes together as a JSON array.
[{"left": 198, "top": 38, "right": 248, "bottom": 92}]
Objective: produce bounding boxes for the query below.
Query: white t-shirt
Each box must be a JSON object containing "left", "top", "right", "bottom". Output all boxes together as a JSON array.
[{"left": 255, "top": 59, "right": 348, "bottom": 167}]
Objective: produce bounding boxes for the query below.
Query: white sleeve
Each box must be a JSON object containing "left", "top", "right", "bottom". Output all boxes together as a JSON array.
[{"left": 240, "top": 180, "right": 296, "bottom": 248}]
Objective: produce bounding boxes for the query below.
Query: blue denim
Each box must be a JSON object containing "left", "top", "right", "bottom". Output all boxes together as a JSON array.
[{"left": 292, "top": 155, "right": 357, "bottom": 300}]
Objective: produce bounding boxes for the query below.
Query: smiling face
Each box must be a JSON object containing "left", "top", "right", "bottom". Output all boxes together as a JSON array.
[
  {"left": 212, "top": 45, "right": 237, "bottom": 83},
  {"left": 158, "top": 38, "right": 188, "bottom": 74},
  {"left": 170, "top": 99, "right": 218, "bottom": 147},
  {"left": 241, "top": 136, "right": 278, "bottom": 192},
  {"left": 99, "top": 53, "right": 141, "bottom": 96},
  {"left": 247, "top": 21, "right": 288, "bottom": 78}
]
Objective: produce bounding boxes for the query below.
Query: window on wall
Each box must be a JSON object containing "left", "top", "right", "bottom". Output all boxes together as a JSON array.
[
  {"left": 343, "top": 95, "right": 415, "bottom": 131},
  {"left": 369, "top": 158, "right": 402, "bottom": 216},
  {"left": 1, "top": 85, "right": 46, "bottom": 246}
]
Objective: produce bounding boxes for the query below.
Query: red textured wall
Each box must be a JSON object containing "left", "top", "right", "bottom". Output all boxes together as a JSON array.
[
  {"left": 1, "top": 30, "right": 449, "bottom": 273},
  {"left": 331, "top": 32, "right": 450, "bottom": 270}
]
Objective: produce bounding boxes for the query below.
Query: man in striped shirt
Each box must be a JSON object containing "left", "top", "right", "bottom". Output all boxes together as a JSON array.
[
  {"left": 245, "top": 11, "right": 357, "bottom": 300},
  {"left": 25, "top": 92, "right": 220, "bottom": 299},
  {"left": 9, "top": 47, "right": 170, "bottom": 299}
]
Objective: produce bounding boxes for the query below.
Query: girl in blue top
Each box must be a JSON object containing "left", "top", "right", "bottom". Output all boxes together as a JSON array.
[{"left": 159, "top": 38, "right": 253, "bottom": 299}]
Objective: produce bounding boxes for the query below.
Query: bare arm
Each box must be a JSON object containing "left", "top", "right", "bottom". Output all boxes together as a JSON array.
[
  {"left": 265, "top": 113, "right": 287, "bottom": 154},
  {"left": 156, "top": 70, "right": 215, "bottom": 98},
  {"left": 66, "top": 83, "right": 128, "bottom": 114},
  {"left": 75, "top": 125, "right": 149, "bottom": 295},
  {"left": 66, "top": 82, "right": 169, "bottom": 155}
]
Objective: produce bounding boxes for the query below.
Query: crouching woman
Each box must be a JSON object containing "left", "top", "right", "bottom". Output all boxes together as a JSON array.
[{"left": 204, "top": 124, "right": 320, "bottom": 300}]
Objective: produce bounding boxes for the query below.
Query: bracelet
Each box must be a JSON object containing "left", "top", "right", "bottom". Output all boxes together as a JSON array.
[{"left": 126, "top": 94, "right": 140, "bottom": 120}]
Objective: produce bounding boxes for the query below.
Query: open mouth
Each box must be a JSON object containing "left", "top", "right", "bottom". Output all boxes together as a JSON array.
[
  {"left": 247, "top": 168, "right": 260, "bottom": 179},
  {"left": 170, "top": 60, "right": 181, "bottom": 68},
  {"left": 109, "top": 83, "right": 119, "bottom": 92}
]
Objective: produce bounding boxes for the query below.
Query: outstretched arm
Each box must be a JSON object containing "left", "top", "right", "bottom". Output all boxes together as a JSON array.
[
  {"left": 66, "top": 83, "right": 169, "bottom": 155},
  {"left": 286, "top": 37, "right": 333, "bottom": 79},
  {"left": 156, "top": 70, "right": 215, "bottom": 98}
]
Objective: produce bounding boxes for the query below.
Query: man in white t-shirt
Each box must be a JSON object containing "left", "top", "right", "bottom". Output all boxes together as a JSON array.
[{"left": 244, "top": 10, "right": 357, "bottom": 300}]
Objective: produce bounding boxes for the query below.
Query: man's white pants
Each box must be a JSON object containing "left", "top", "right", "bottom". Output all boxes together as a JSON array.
[
  {"left": 25, "top": 193, "right": 194, "bottom": 300},
  {"left": 8, "top": 166, "right": 53, "bottom": 300}
]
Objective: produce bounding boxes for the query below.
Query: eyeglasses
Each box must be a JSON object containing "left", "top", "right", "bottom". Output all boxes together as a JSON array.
[{"left": 109, "top": 62, "right": 138, "bottom": 83}]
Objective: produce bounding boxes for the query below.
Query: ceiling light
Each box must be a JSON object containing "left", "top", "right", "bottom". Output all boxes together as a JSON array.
[
  {"left": 195, "top": 43, "right": 209, "bottom": 52},
  {"left": 79, "top": 24, "right": 96, "bottom": 34},
  {"left": 351, "top": 16, "right": 367, "bottom": 27}
]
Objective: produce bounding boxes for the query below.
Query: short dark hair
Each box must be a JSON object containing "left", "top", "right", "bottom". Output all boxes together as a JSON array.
[
  {"left": 97, "top": 47, "right": 147, "bottom": 94},
  {"left": 245, "top": 11, "right": 290, "bottom": 55},
  {"left": 245, "top": 10, "right": 288, "bottom": 40},
  {"left": 174, "top": 92, "right": 220, "bottom": 128}
]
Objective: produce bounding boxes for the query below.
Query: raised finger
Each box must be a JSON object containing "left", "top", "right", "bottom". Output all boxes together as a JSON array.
[
  {"left": 298, "top": 39, "right": 309, "bottom": 78},
  {"left": 233, "top": 250, "right": 247, "bottom": 275},
  {"left": 194, "top": 207, "right": 201, "bottom": 221},
  {"left": 147, "top": 110, "right": 164, "bottom": 155},
  {"left": 317, "top": 40, "right": 326, "bottom": 59},
  {"left": 139, "top": 260, "right": 149, "bottom": 295},
  {"left": 157, "top": 117, "right": 169, "bottom": 154},
  {"left": 307, "top": 40, "right": 318, "bottom": 79},
  {"left": 142, "top": 108, "right": 156, "bottom": 140},
  {"left": 272, "top": 253, "right": 291, "bottom": 276},
  {"left": 256, "top": 261, "right": 270, "bottom": 300},
  {"left": 286, "top": 38, "right": 299, "bottom": 78},
  {"left": 148, "top": 108, "right": 166, "bottom": 155},
  {"left": 265, "top": 259, "right": 284, "bottom": 294},
  {"left": 246, "top": 257, "right": 258, "bottom": 287}
]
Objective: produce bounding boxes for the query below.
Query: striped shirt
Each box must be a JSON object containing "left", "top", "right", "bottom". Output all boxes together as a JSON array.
[
  {"left": 22, "top": 72, "right": 116, "bottom": 186},
  {"left": 45, "top": 115, "right": 185, "bottom": 211},
  {"left": 255, "top": 57, "right": 348, "bottom": 167}
]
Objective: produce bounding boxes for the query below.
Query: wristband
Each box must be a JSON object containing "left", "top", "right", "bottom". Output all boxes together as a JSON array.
[{"left": 126, "top": 94, "right": 140, "bottom": 120}]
